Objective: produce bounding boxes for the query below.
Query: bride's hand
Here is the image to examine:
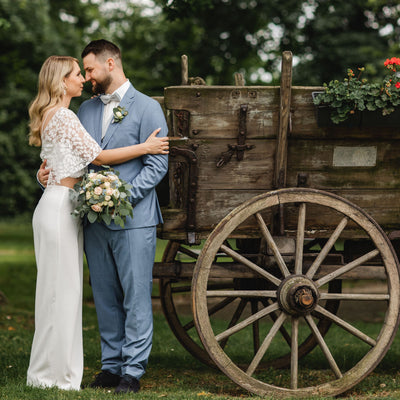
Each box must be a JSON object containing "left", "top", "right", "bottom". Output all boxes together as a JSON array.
[{"left": 144, "top": 128, "right": 169, "bottom": 154}]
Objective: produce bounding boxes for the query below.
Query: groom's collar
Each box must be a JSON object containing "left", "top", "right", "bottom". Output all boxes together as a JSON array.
[{"left": 112, "top": 79, "right": 130, "bottom": 100}]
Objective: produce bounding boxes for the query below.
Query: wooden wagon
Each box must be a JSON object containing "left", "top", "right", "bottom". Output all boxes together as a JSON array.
[{"left": 152, "top": 52, "right": 400, "bottom": 397}]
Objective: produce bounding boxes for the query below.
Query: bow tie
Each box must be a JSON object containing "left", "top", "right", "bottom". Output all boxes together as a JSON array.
[{"left": 100, "top": 92, "right": 121, "bottom": 104}]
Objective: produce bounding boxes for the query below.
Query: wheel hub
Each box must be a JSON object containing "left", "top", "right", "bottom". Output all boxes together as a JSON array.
[{"left": 277, "top": 275, "right": 320, "bottom": 315}]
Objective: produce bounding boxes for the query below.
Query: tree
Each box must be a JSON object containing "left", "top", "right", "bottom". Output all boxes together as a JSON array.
[
  {"left": 294, "top": 0, "right": 400, "bottom": 85},
  {"left": 0, "top": 0, "right": 99, "bottom": 217},
  {"left": 161, "top": 0, "right": 400, "bottom": 85}
]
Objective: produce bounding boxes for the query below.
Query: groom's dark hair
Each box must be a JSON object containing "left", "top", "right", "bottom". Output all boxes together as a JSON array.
[{"left": 81, "top": 39, "right": 122, "bottom": 63}]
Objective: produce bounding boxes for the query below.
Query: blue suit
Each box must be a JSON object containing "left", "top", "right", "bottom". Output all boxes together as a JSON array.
[{"left": 77, "top": 84, "right": 168, "bottom": 380}]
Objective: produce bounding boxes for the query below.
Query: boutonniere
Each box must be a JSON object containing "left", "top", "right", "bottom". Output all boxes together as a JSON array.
[{"left": 112, "top": 106, "right": 128, "bottom": 123}]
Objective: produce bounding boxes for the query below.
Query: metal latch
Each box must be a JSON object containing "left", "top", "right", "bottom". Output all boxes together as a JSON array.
[{"left": 216, "top": 104, "right": 255, "bottom": 168}]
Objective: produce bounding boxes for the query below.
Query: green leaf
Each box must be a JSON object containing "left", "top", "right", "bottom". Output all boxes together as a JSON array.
[
  {"left": 102, "top": 213, "right": 112, "bottom": 225},
  {"left": 87, "top": 210, "right": 98, "bottom": 224},
  {"left": 114, "top": 215, "right": 124, "bottom": 228}
]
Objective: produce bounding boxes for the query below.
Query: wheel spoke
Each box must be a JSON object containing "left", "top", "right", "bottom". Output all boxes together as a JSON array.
[
  {"left": 207, "top": 290, "right": 277, "bottom": 298},
  {"left": 315, "top": 249, "right": 380, "bottom": 287},
  {"left": 215, "top": 302, "right": 280, "bottom": 342},
  {"left": 207, "top": 297, "right": 237, "bottom": 316},
  {"left": 220, "top": 244, "right": 281, "bottom": 286},
  {"left": 291, "top": 317, "right": 299, "bottom": 389},
  {"left": 314, "top": 305, "right": 376, "bottom": 346},
  {"left": 262, "top": 299, "right": 292, "bottom": 348},
  {"left": 178, "top": 245, "right": 200, "bottom": 259},
  {"left": 171, "top": 284, "right": 192, "bottom": 293},
  {"left": 246, "top": 312, "right": 287, "bottom": 376},
  {"left": 251, "top": 301, "right": 260, "bottom": 354},
  {"left": 305, "top": 314, "right": 342, "bottom": 379},
  {"left": 295, "top": 203, "right": 306, "bottom": 275},
  {"left": 255, "top": 213, "right": 290, "bottom": 278},
  {"left": 183, "top": 297, "right": 236, "bottom": 331},
  {"left": 320, "top": 293, "right": 389, "bottom": 301},
  {"left": 306, "top": 217, "right": 349, "bottom": 279},
  {"left": 220, "top": 299, "right": 248, "bottom": 349}
]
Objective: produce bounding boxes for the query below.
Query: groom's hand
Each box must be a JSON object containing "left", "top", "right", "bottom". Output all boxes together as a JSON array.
[{"left": 37, "top": 160, "right": 50, "bottom": 188}]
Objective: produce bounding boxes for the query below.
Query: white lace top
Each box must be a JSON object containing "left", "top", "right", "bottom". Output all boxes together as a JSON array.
[{"left": 40, "top": 107, "right": 102, "bottom": 186}]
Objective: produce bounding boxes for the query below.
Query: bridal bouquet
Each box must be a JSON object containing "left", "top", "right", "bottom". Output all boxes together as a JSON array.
[{"left": 72, "top": 166, "right": 133, "bottom": 228}]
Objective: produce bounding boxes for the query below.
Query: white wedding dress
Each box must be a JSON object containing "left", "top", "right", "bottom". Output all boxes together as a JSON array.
[{"left": 27, "top": 107, "right": 101, "bottom": 390}]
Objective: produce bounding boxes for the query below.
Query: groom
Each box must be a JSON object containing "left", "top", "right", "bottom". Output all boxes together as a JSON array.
[{"left": 79, "top": 40, "right": 168, "bottom": 393}]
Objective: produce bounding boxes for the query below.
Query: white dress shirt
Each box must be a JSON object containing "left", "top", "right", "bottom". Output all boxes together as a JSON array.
[{"left": 102, "top": 79, "right": 130, "bottom": 139}]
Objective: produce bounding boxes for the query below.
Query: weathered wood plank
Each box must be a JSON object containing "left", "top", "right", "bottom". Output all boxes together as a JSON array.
[
  {"left": 180, "top": 110, "right": 278, "bottom": 139},
  {"left": 161, "top": 188, "right": 400, "bottom": 236},
  {"left": 286, "top": 139, "right": 400, "bottom": 189},
  {"left": 166, "top": 86, "right": 280, "bottom": 139},
  {"left": 275, "top": 51, "right": 292, "bottom": 188},
  {"left": 152, "top": 261, "right": 387, "bottom": 280}
]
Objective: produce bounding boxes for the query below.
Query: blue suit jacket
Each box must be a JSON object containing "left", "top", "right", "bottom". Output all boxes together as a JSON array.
[{"left": 77, "top": 84, "right": 168, "bottom": 230}]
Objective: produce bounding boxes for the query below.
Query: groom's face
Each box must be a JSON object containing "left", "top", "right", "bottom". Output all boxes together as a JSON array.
[{"left": 82, "top": 53, "right": 112, "bottom": 95}]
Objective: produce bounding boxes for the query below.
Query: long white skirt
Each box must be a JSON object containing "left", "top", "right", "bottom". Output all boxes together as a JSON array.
[{"left": 27, "top": 185, "right": 83, "bottom": 390}]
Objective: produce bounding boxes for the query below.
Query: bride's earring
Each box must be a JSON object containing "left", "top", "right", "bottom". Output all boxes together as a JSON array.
[{"left": 63, "top": 87, "right": 67, "bottom": 96}]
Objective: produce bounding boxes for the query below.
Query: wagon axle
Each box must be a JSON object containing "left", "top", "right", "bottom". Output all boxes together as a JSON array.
[{"left": 277, "top": 275, "right": 319, "bottom": 315}]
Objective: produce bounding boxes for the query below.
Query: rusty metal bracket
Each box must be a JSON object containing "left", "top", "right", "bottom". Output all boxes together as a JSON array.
[
  {"left": 170, "top": 145, "right": 199, "bottom": 244},
  {"left": 216, "top": 104, "right": 254, "bottom": 168},
  {"left": 174, "top": 110, "right": 190, "bottom": 137}
]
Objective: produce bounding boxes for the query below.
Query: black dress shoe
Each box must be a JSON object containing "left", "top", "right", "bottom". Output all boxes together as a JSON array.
[
  {"left": 89, "top": 370, "right": 121, "bottom": 388},
  {"left": 115, "top": 375, "right": 140, "bottom": 394}
]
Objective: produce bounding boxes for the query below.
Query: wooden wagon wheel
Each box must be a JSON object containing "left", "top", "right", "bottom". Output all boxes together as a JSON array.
[
  {"left": 159, "top": 240, "right": 251, "bottom": 367},
  {"left": 159, "top": 240, "right": 214, "bottom": 367},
  {"left": 192, "top": 188, "right": 400, "bottom": 397},
  {"left": 160, "top": 240, "right": 341, "bottom": 369}
]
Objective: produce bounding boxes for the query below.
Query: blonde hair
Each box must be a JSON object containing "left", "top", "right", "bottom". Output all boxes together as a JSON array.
[{"left": 28, "top": 56, "right": 79, "bottom": 146}]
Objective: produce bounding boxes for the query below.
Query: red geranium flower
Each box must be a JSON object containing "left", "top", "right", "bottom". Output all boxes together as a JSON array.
[{"left": 384, "top": 57, "right": 400, "bottom": 70}]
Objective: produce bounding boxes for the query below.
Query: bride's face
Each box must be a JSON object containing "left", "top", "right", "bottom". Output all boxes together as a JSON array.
[{"left": 64, "top": 62, "right": 85, "bottom": 98}]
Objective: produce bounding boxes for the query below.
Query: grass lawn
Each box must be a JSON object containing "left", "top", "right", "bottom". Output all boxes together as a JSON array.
[{"left": 1, "top": 219, "right": 400, "bottom": 399}]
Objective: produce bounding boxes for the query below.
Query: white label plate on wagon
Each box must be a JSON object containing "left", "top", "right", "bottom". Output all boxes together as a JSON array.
[{"left": 333, "top": 146, "right": 377, "bottom": 167}]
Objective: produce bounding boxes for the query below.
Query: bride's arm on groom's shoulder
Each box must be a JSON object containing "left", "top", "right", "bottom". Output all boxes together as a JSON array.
[{"left": 37, "top": 159, "right": 49, "bottom": 189}]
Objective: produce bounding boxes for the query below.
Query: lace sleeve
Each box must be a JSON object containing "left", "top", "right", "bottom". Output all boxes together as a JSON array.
[
  {"left": 58, "top": 108, "right": 101, "bottom": 161},
  {"left": 44, "top": 108, "right": 102, "bottom": 183}
]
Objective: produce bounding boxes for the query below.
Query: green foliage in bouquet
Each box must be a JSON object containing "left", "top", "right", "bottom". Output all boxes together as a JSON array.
[
  {"left": 73, "top": 166, "right": 133, "bottom": 228},
  {"left": 313, "top": 57, "right": 400, "bottom": 124}
]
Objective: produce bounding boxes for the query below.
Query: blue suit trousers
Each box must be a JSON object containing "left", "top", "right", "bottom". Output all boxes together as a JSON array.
[{"left": 84, "top": 223, "right": 156, "bottom": 379}]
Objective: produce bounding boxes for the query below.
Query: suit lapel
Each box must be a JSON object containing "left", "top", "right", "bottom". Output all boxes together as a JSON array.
[
  {"left": 101, "top": 85, "right": 136, "bottom": 149},
  {"left": 93, "top": 97, "right": 104, "bottom": 145}
]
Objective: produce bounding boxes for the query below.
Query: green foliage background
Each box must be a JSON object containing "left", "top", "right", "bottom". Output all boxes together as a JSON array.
[{"left": 1, "top": 0, "right": 400, "bottom": 217}]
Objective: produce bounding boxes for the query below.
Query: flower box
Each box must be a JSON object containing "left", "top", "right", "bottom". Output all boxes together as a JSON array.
[
  {"left": 313, "top": 91, "right": 400, "bottom": 128},
  {"left": 312, "top": 57, "right": 400, "bottom": 128},
  {"left": 312, "top": 92, "right": 362, "bottom": 128},
  {"left": 361, "top": 108, "right": 400, "bottom": 127}
]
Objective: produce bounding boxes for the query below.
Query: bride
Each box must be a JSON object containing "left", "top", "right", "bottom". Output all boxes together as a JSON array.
[{"left": 26, "top": 55, "right": 168, "bottom": 390}]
